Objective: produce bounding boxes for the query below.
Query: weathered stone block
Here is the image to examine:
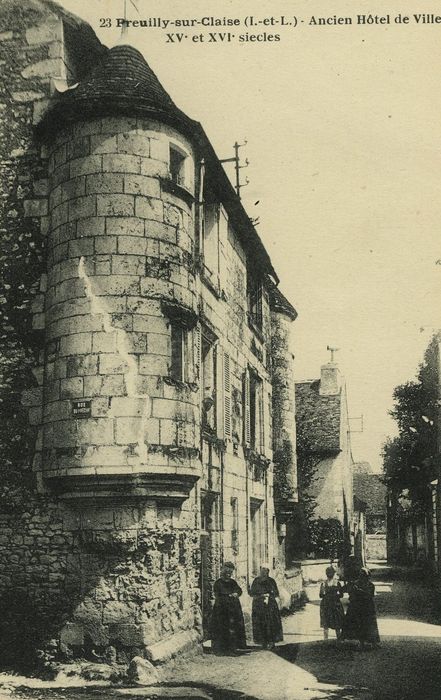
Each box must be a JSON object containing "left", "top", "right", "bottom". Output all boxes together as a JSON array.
[
  {"left": 140, "top": 278, "right": 173, "bottom": 299},
  {"left": 77, "top": 216, "right": 106, "bottom": 238},
  {"left": 92, "top": 331, "right": 118, "bottom": 353},
  {"left": 76, "top": 418, "right": 114, "bottom": 445},
  {"left": 90, "top": 133, "right": 118, "bottom": 154},
  {"left": 92, "top": 275, "right": 140, "bottom": 297},
  {"left": 123, "top": 174, "right": 160, "bottom": 199},
  {"left": 111, "top": 397, "right": 150, "bottom": 417},
  {"left": 26, "top": 21, "right": 61, "bottom": 45},
  {"left": 131, "top": 316, "right": 157, "bottom": 334},
  {"left": 114, "top": 416, "right": 145, "bottom": 444},
  {"left": 68, "top": 237, "right": 94, "bottom": 258},
  {"left": 138, "top": 354, "right": 169, "bottom": 376},
  {"left": 99, "top": 354, "right": 130, "bottom": 375},
  {"left": 106, "top": 216, "right": 144, "bottom": 237},
  {"left": 145, "top": 220, "right": 177, "bottom": 243},
  {"left": 118, "top": 132, "right": 150, "bottom": 157},
  {"left": 96, "top": 194, "right": 134, "bottom": 217},
  {"left": 160, "top": 419, "right": 177, "bottom": 445},
  {"left": 135, "top": 196, "right": 163, "bottom": 222},
  {"left": 86, "top": 173, "right": 123, "bottom": 194},
  {"left": 127, "top": 298, "right": 162, "bottom": 316},
  {"left": 59, "top": 333, "right": 92, "bottom": 356},
  {"left": 94, "top": 256, "right": 111, "bottom": 275},
  {"left": 117, "top": 237, "right": 147, "bottom": 256},
  {"left": 149, "top": 138, "right": 170, "bottom": 163},
  {"left": 103, "top": 600, "right": 137, "bottom": 625},
  {"left": 144, "top": 630, "right": 200, "bottom": 664},
  {"left": 140, "top": 157, "right": 169, "bottom": 178},
  {"left": 51, "top": 201, "right": 69, "bottom": 228},
  {"left": 102, "top": 153, "right": 141, "bottom": 174},
  {"left": 101, "top": 117, "right": 137, "bottom": 133},
  {"left": 21, "top": 58, "right": 60, "bottom": 79},
  {"left": 70, "top": 156, "right": 102, "bottom": 178},
  {"left": 60, "top": 376, "right": 84, "bottom": 399},
  {"left": 127, "top": 656, "right": 159, "bottom": 685},
  {"left": 147, "top": 332, "right": 169, "bottom": 356},
  {"left": 95, "top": 235, "right": 117, "bottom": 254},
  {"left": 67, "top": 354, "right": 99, "bottom": 377},
  {"left": 69, "top": 195, "right": 96, "bottom": 222},
  {"left": 125, "top": 332, "right": 147, "bottom": 354},
  {"left": 112, "top": 254, "right": 145, "bottom": 276},
  {"left": 61, "top": 177, "right": 86, "bottom": 202},
  {"left": 84, "top": 374, "right": 125, "bottom": 397}
]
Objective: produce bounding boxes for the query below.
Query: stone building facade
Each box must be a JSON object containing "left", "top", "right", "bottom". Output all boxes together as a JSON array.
[
  {"left": 295, "top": 360, "right": 355, "bottom": 558},
  {"left": 0, "top": 0, "right": 299, "bottom": 665}
]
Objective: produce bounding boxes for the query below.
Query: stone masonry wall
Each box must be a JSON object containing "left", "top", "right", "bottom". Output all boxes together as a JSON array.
[{"left": 0, "top": 495, "right": 201, "bottom": 666}]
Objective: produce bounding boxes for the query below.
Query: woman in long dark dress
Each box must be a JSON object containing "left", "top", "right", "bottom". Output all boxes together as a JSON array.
[
  {"left": 250, "top": 565, "right": 283, "bottom": 650},
  {"left": 319, "top": 566, "right": 344, "bottom": 640},
  {"left": 209, "top": 562, "right": 246, "bottom": 654},
  {"left": 341, "top": 567, "right": 380, "bottom": 649}
]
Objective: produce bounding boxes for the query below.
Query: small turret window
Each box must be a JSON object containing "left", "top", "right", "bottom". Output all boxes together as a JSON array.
[
  {"left": 169, "top": 144, "right": 187, "bottom": 186},
  {"left": 170, "top": 323, "right": 188, "bottom": 381}
]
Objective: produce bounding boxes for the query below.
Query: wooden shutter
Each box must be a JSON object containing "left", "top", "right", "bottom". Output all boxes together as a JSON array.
[
  {"left": 243, "top": 367, "right": 251, "bottom": 447},
  {"left": 224, "top": 351, "right": 231, "bottom": 438},
  {"left": 259, "top": 381, "right": 265, "bottom": 454},
  {"left": 193, "top": 324, "right": 201, "bottom": 383}
]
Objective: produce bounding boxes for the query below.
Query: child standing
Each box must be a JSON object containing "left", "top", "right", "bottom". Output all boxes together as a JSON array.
[{"left": 319, "top": 565, "right": 344, "bottom": 640}]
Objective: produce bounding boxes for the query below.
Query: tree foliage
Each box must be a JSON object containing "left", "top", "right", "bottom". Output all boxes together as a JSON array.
[{"left": 382, "top": 334, "right": 440, "bottom": 514}]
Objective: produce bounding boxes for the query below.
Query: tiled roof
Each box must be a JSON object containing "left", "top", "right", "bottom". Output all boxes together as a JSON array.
[
  {"left": 353, "top": 473, "right": 387, "bottom": 514},
  {"left": 39, "top": 44, "right": 194, "bottom": 136},
  {"left": 295, "top": 380, "right": 341, "bottom": 454},
  {"left": 269, "top": 283, "right": 298, "bottom": 320}
]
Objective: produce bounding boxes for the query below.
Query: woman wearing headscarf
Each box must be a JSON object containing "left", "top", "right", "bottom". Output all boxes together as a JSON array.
[
  {"left": 319, "top": 565, "right": 344, "bottom": 640},
  {"left": 209, "top": 561, "right": 246, "bottom": 654},
  {"left": 250, "top": 564, "right": 283, "bottom": 650},
  {"left": 341, "top": 567, "right": 380, "bottom": 649}
]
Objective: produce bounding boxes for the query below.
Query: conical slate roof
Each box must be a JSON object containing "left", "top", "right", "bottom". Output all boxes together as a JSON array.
[{"left": 39, "top": 44, "right": 196, "bottom": 138}]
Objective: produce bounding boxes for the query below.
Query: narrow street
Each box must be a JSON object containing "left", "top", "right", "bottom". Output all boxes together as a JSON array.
[
  {"left": 163, "top": 562, "right": 441, "bottom": 699},
  {"left": 4, "top": 563, "right": 441, "bottom": 700}
]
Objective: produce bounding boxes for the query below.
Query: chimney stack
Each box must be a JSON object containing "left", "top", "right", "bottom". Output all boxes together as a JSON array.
[{"left": 319, "top": 362, "right": 341, "bottom": 395}]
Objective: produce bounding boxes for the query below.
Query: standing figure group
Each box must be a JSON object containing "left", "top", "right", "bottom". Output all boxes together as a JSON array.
[
  {"left": 209, "top": 562, "right": 283, "bottom": 654},
  {"left": 319, "top": 564, "right": 380, "bottom": 650}
]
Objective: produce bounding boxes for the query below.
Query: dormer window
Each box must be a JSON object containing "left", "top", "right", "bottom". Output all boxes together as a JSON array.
[{"left": 169, "top": 144, "right": 187, "bottom": 186}]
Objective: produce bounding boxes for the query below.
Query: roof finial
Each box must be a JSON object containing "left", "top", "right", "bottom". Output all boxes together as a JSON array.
[{"left": 327, "top": 345, "right": 339, "bottom": 363}]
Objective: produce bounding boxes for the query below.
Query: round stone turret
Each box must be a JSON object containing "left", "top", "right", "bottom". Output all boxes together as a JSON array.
[{"left": 42, "top": 45, "right": 201, "bottom": 500}]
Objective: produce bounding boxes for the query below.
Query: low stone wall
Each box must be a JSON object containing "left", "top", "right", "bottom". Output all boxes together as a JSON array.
[
  {"left": 296, "top": 559, "right": 332, "bottom": 584},
  {"left": 366, "top": 534, "right": 387, "bottom": 561},
  {"left": 0, "top": 493, "right": 201, "bottom": 667}
]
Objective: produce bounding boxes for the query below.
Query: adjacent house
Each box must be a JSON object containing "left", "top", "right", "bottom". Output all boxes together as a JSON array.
[
  {"left": 295, "top": 358, "right": 360, "bottom": 572},
  {"left": 353, "top": 461, "right": 387, "bottom": 560}
]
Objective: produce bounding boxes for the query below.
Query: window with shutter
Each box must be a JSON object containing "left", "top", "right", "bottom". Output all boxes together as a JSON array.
[
  {"left": 224, "top": 351, "right": 231, "bottom": 438},
  {"left": 243, "top": 368, "right": 251, "bottom": 447},
  {"left": 193, "top": 324, "right": 201, "bottom": 383},
  {"left": 201, "top": 333, "right": 217, "bottom": 433}
]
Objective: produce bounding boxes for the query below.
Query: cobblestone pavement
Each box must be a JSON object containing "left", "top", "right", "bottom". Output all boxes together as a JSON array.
[{"left": 3, "top": 563, "right": 441, "bottom": 700}]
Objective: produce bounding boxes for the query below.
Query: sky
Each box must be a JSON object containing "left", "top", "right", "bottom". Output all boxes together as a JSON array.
[{"left": 57, "top": 0, "right": 441, "bottom": 471}]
